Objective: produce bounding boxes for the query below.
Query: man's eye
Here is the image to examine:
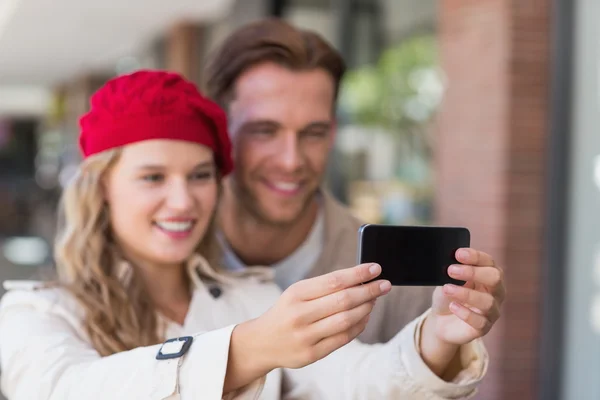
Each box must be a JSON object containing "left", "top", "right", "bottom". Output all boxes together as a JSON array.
[
  {"left": 249, "top": 128, "right": 275, "bottom": 136},
  {"left": 191, "top": 172, "right": 214, "bottom": 181},
  {"left": 303, "top": 130, "right": 328, "bottom": 138}
]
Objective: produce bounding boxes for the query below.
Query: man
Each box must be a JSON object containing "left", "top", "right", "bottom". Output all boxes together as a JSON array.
[{"left": 203, "top": 18, "right": 463, "bottom": 344}]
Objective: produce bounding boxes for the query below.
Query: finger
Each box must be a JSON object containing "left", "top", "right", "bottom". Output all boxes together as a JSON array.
[
  {"left": 311, "top": 313, "right": 371, "bottom": 361},
  {"left": 456, "top": 248, "right": 495, "bottom": 267},
  {"left": 463, "top": 301, "right": 501, "bottom": 324},
  {"left": 448, "top": 265, "right": 503, "bottom": 288},
  {"left": 496, "top": 280, "right": 507, "bottom": 303},
  {"left": 449, "top": 301, "right": 492, "bottom": 334},
  {"left": 287, "top": 263, "right": 381, "bottom": 301},
  {"left": 305, "top": 280, "right": 391, "bottom": 322},
  {"left": 307, "top": 300, "right": 375, "bottom": 343},
  {"left": 443, "top": 284, "right": 495, "bottom": 314},
  {"left": 486, "top": 302, "right": 501, "bottom": 324}
]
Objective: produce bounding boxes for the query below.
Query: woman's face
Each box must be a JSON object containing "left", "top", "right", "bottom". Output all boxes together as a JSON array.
[{"left": 104, "top": 139, "right": 218, "bottom": 268}]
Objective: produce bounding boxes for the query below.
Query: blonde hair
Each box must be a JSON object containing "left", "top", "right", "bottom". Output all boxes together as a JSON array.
[{"left": 54, "top": 149, "right": 219, "bottom": 356}]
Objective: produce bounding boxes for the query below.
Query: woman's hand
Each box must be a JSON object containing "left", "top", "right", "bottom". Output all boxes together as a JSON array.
[
  {"left": 224, "top": 263, "right": 391, "bottom": 393},
  {"left": 255, "top": 262, "right": 391, "bottom": 369},
  {"left": 420, "top": 248, "right": 506, "bottom": 378}
]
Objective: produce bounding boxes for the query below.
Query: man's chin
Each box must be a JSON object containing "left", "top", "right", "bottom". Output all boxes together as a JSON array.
[{"left": 241, "top": 188, "right": 318, "bottom": 226}]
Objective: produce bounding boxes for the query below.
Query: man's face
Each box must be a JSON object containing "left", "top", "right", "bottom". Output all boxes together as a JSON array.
[{"left": 227, "top": 62, "right": 336, "bottom": 227}]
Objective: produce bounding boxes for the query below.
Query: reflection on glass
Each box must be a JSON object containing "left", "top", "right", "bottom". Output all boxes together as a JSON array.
[
  {"left": 591, "top": 294, "right": 600, "bottom": 335},
  {"left": 594, "top": 154, "right": 600, "bottom": 191},
  {"left": 593, "top": 156, "right": 600, "bottom": 336}
]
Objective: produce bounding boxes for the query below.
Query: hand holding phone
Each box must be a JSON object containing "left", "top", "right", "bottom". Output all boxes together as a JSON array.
[{"left": 356, "top": 224, "right": 470, "bottom": 286}]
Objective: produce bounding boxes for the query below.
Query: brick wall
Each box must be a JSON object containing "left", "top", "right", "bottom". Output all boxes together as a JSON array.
[{"left": 435, "top": 0, "right": 551, "bottom": 399}]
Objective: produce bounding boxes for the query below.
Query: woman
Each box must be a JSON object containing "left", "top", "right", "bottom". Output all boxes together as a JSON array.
[{"left": 0, "top": 71, "right": 496, "bottom": 399}]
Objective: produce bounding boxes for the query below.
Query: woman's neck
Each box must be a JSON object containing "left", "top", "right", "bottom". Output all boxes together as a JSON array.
[{"left": 125, "top": 253, "right": 192, "bottom": 325}]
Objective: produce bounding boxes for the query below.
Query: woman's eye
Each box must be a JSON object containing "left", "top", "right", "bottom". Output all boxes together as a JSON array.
[{"left": 142, "top": 174, "right": 163, "bottom": 182}]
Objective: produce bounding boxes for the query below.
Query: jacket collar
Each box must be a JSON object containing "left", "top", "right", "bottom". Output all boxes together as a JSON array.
[
  {"left": 308, "top": 188, "right": 361, "bottom": 278},
  {"left": 321, "top": 188, "right": 359, "bottom": 244}
]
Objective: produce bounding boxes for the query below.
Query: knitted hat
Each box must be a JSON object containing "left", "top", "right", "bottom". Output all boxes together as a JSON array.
[{"left": 79, "top": 70, "right": 233, "bottom": 176}]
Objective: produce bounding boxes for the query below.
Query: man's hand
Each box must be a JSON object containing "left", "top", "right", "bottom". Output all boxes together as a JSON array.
[{"left": 420, "top": 248, "right": 506, "bottom": 377}]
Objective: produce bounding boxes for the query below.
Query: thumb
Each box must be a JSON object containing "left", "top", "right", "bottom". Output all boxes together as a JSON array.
[{"left": 432, "top": 286, "right": 452, "bottom": 314}]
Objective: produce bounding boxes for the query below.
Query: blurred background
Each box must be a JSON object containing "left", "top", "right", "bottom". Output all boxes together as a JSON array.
[{"left": 0, "top": 0, "right": 597, "bottom": 399}]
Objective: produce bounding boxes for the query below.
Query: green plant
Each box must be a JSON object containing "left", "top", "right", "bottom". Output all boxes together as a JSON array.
[{"left": 339, "top": 34, "right": 442, "bottom": 158}]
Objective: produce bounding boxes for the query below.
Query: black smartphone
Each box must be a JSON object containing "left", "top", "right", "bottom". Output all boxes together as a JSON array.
[{"left": 357, "top": 224, "right": 470, "bottom": 286}]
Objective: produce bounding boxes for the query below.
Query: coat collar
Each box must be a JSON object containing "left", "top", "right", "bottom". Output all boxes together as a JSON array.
[
  {"left": 321, "top": 188, "right": 360, "bottom": 245},
  {"left": 307, "top": 188, "right": 364, "bottom": 278}
]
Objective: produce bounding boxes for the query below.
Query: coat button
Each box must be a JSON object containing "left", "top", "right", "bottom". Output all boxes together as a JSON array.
[{"left": 209, "top": 286, "right": 222, "bottom": 299}]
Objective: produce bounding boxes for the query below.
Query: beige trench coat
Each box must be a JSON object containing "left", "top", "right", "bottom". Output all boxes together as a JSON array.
[{"left": 0, "top": 255, "right": 488, "bottom": 399}]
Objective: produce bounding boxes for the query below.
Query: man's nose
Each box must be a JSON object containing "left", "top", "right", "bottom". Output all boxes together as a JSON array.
[{"left": 273, "top": 133, "right": 304, "bottom": 172}]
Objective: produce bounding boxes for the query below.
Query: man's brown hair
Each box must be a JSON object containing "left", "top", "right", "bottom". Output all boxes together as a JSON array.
[{"left": 203, "top": 17, "right": 346, "bottom": 109}]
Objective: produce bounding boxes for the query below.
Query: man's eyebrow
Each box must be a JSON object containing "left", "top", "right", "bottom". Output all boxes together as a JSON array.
[
  {"left": 238, "top": 120, "right": 281, "bottom": 130},
  {"left": 301, "top": 121, "right": 332, "bottom": 130}
]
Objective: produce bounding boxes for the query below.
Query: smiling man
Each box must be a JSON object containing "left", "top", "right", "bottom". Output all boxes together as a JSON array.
[{"left": 204, "top": 18, "right": 434, "bottom": 343}]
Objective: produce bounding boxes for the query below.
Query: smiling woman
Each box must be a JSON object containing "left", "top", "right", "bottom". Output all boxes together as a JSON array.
[
  {"left": 53, "top": 71, "right": 230, "bottom": 355},
  {"left": 104, "top": 141, "right": 218, "bottom": 267}
]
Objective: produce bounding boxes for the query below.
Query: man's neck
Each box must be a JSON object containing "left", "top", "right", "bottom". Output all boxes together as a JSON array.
[{"left": 219, "top": 192, "right": 319, "bottom": 267}]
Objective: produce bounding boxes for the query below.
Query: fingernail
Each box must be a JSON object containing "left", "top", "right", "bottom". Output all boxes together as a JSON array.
[
  {"left": 444, "top": 284, "right": 458, "bottom": 294},
  {"left": 369, "top": 263, "right": 381, "bottom": 276},
  {"left": 379, "top": 281, "right": 391, "bottom": 293},
  {"left": 449, "top": 265, "right": 462, "bottom": 276},
  {"left": 459, "top": 249, "right": 470, "bottom": 260},
  {"left": 449, "top": 302, "right": 460, "bottom": 312}
]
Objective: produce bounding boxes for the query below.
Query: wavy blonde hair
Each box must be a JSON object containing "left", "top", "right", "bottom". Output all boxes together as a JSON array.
[{"left": 54, "top": 149, "right": 219, "bottom": 357}]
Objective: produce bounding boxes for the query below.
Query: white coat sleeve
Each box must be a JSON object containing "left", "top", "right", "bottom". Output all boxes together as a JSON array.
[
  {"left": 0, "top": 289, "right": 265, "bottom": 400},
  {"left": 282, "top": 309, "right": 488, "bottom": 400}
]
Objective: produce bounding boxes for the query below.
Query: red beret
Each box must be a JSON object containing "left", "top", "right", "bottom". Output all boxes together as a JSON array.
[{"left": 79, "top": 70, "right": 233, "bottom": 176}]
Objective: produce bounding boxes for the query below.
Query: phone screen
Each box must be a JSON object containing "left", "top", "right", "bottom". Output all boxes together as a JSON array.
[{"left": 357, "top": 224, "right": 470, "bottom": 286}]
